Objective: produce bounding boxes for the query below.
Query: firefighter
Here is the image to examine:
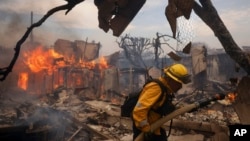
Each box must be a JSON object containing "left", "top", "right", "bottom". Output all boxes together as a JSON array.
[{"left": 132, "top": 63, "right": 191, "bottom": 141}]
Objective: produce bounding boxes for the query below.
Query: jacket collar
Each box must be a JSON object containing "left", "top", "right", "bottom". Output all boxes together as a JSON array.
[{"left": 158, "top": 77, "right": 174, "bottom": 93}]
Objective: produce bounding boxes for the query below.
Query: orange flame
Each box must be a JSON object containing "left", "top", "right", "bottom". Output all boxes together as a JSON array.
[
  {"left": 226, "top": 92, "right": 237, "bottom": 103},
  {"left": 79, "top": 59, "right": 96, "bottom": 69},
  {"left": 23, "top": 45, "right": 63, "bottom": 75},
  {"left": 98, "top": 57, "right": 109, "bottom": 69},
  {"left": 23, "top": 46, "right": 109, "bottom": 73},
  {"left": 18, "top": 72, "right": 28, "bottom": 90}
]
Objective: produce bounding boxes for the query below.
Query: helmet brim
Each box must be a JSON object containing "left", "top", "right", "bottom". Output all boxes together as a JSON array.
[{"left": 166, "top": 71, "right": 191, "bottom": 84}]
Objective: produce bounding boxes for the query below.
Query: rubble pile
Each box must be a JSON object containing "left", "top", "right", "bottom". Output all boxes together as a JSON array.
[
  {"left": 0, "top": 85, "right": 240, "bottom": 141},
  {"left": 178, "top": 105, "right": 240, "bottom": 125},
  {"left": 0, "top": 89, "right": 92, "bottom": 141}
]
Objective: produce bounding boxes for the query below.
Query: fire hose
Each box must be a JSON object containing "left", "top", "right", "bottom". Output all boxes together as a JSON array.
[{"left": 134, "top": 93, "right": 226, "bottom": 141}]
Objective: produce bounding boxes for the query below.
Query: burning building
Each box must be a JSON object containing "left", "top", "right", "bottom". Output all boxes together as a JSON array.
[
  {"left": 9, "top": 39, "right": 121, "bottom": 102},
  {"left": 0, "top": 38, "right": 123, "bottom": 141}
]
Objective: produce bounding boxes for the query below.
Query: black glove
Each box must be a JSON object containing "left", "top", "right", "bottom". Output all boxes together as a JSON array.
[{"left": 144, "top": 131, "right": 153, "bottom": 141}]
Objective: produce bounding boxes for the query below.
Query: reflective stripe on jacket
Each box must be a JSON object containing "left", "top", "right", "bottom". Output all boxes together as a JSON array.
[{"left": 132, "top": 77, "right": 173, "bottom": 135}]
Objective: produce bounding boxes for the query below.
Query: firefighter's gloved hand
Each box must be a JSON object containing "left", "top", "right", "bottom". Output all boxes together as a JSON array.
[{"left": 144, "top": 131, "right": 153, "bottom": 141}]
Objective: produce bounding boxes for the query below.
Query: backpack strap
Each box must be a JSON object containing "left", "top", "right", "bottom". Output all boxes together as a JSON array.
[
  {"left": 146, "top": 79, "right": 175, "bottom": 115},
  {"left": 144, "top": 78, "right": 168, "bottom": 104}
]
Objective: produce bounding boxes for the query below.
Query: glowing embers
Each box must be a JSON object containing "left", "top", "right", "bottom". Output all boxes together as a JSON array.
[
  {"left": 218, "top": 92, "right": 238, "bottom": 106},
  {"left": 226, "top": 92, "right": 238, "bottom": 103}
]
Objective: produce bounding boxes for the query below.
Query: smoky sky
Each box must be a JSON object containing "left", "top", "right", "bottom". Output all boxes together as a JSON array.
[{"left": 0, "top": 10, "right": 29, "bottom": 48}]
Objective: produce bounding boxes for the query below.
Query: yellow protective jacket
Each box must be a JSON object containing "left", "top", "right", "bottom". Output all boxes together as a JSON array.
[{"left": 132, "top": 77, "right": 173, "bottom": 135}]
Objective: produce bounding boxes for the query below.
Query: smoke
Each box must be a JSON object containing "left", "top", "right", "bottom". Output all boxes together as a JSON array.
[
  {"left": 0, "top": 11, "right": 27, "bottom": 48},
  {"left": 0, "top": 86, "right": 73, "bottom": 140}
]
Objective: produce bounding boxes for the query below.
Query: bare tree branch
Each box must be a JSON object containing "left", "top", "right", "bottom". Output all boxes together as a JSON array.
[
  {"left": 0, "top": 0, "right": 84, "bottom": 81},
  {"left": 116, "top": 34, "right": 151, "bottom": 68}
]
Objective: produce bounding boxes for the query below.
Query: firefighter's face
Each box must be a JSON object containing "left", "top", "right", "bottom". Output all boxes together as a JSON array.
[{"left": 169, "top": 79, "right": 182, "bottom": 92}]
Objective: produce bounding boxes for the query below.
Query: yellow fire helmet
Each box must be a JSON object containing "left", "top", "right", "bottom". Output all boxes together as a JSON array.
[{"left": 163, "top": 63, "right": 191, "bottom": 84}]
